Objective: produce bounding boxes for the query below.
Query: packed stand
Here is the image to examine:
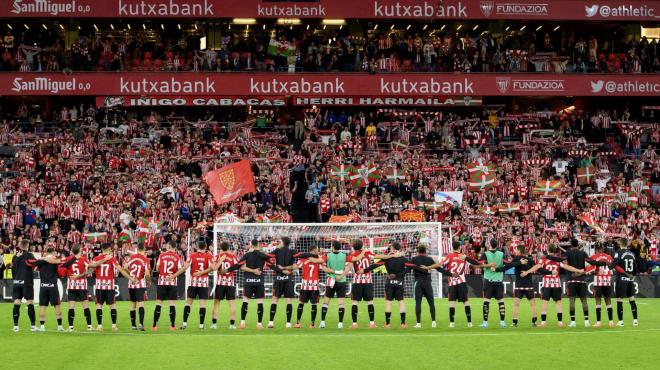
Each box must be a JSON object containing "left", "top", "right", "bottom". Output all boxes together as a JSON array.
[
  {"left": 2, "top": 25, "right": 660, "bottom": 73},
  {"left": 0, "top": 102, "right": 658, "bottom": 278}
]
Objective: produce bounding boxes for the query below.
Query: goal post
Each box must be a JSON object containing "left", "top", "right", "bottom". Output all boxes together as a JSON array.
[{"left": 205, "top": 222, "right": 452, "bottom": 299}]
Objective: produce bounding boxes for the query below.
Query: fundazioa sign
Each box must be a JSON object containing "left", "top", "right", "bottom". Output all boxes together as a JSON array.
[{"left": 2, "top": 0, "right": 659, "bottom": 20}]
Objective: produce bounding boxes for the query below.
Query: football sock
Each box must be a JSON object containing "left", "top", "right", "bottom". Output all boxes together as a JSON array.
[
  {"left": 57, "top": 317, "right": 62, "bottom": 326},
  {"left": 296, "top": 304, "right": 304, "bottom": 323},
  {"left": 512, "top": 318, "right": 518, "bottom": 325},
  {"left": 617, "top": 301, "right": 624, "bottom": 321},
  {"left": 465, "top": 306, "right": 472, "bottom": 323},
  {"left": 400, "top": 312, "right": 406, "bottom": 325},
  {"left": 111, "top": 309, "right": 117, "bottom": 325},
  {"left": 483, "top": 301, "right": 490, "bottom": 321},
  {"left": 310, "top": 305, "right": 317, "bottom": 324},
  {"left": 351, "top": 305, "right": 358, "bottom": 323},
  {"left": 583, "top": 308, "right": 589, "bottom": 321},
  {"left": 27, "top": 304, "right": 36, "bottom": 325},
  {"left": 269, "top": 303, "right": 277, "bottom": 322},
  {"left": 257, "top": 303, "right": 264, "bottom": 323},
  {"left": 130, "top": 310, "right": 136, "bottom": 327},
  {"left": 286, "top": 303, "right": 293, "bottom": 323},
  {"left": 240, "top": 302, "right": 248, "bottom": 321},
  {"left": 153, "top": 305, "right": 161, "bottom": 326},
  {"left": 498, "top": 302, "right": 505, "bottom": 321},
  {"left": 570, "top": 309, "right": 575, "bottom": 322},
  {"left": 607, "top": 306, "right": 613, "bottom": 321},
  {"left": 84, "top": 308, "right": 92, "bottom": 325},
  {"left": 449, "top": 307, "right": 455, "bottom": 323},
  {"left": 338, "top": 306, "right": 345, "bottom": 322},
  {"left": 96, "top": 308, "right": 103, "bottom": 325},
  {"left": 13, "top": 304, "right": 20, "bottom": 325},
  {"left": 40, "top": 320, "right": 45, "bottom": 326},
  {"left": 541, "top": 314, "right": 547, "bottom": 322},
  {"left": 199, "top": 307, "right": 206, "bottom": 325},
  {"left": 138, "top": 307, "right": 145, "bottom": 326},
  {"left": 321, "top": 304, "right": 328, "bottom": 321},
  {"left": 385, "top": 311, "right": 392, "bottom": 325},
  {"left": 630, "top": 301, "right": 638, "bottom": 320},
  {"left": 183, "top": 305, "right": 191, "bottom": 324},
  {"left": 212, "top": 318, "right": 217, "bottom": 324},
  {"left": 596, "top": 306, "right": 601, "bottom": 321},
  {"left": 367, "top": 304, "right": 375, "bottom": 322},
  {"left": 169, "top": 306, "right": 176, "bottom": 327},
  {"left": 557, "top": 313, "right": 563, "bottom": 322}
]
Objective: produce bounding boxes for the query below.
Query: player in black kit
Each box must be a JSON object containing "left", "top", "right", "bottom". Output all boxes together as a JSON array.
[
  {"left": 492, "top": 245, "right": 535, "bottom": 327},
  {"left": 224, "top": 239, "right": 286, "bottom": 329},
  {"left": 611, "top": 240, "right": 638, "bottom": 327},
  {"left": 12, "top": 240, "right": 37, "bottom": 332},
  {"left": 31, "top": 247, "right": 75, "bottom": 332}
]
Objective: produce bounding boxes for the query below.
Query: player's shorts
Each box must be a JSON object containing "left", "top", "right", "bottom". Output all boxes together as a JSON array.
[
  {"left": 68, "top": 289, "right": 88, "bottom": 302},
  {"left": 325, "top": 282, "right": 347, "bottom": 299},
  {"left": 414, "top": 280, "right": 434, "bottom": 300},
  {"left": 447, "top": 283, "right": 469, "bottom": 302},
  {"left": 299, "top": 290, "right": 320, "bottom": 304},
  {"left": 541, "top": 287, "right": 562, "bottom": 302},
  {"left": 156, "top": 285, "right": 177, "bottom": 301},
  {"left": 128, "top": 288, "right": 147, "bottom": 302},
  {"left": 272, "top": 280, "right": 295, "bottom": 299},
  {"left": 615, "top": 280, "right": 635, "bottom": 298},
  {"left": 566, "top": 282, "right": 588, "bottom": 298},
  {"left": 243, "top": 284, "right": 265, "bottom": 299},
  {"left": 385, "top": 284, "right": 405, "bottom": 301},
  {"left": 39, "top": 287, "right": 60, "bottom": 307},
  {"left": 483, "top": 280, "right": 504, "bottom": 300},
  {"left": 12, "top": 285, "right": 34, "bottom": 301},
  {"left": 95, "top": 289, "right": 116, "bottom": 305},
  {"left": 214, "top": 285, "right": 236, "bottom": 301},
  {"left": 187, "top": 286, "right": 209, "bottom": 300},
  {"left": 594, "top": 285, "right": 612, "bottom": 299},
  {"left": 351, "top": 283, "right": 374, "bottom": 302},
  {"left": 514, "top": 289, "right": 535, "bottom": 300}
]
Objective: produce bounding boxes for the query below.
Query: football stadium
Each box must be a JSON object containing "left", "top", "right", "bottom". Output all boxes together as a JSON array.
[{"left": 0, "top": 1, "right": 659, "bottom": 369}]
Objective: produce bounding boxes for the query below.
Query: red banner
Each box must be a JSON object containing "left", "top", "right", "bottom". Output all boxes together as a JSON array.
[
  {"left": 4, "top": 73, "right": 660, "bottom": 97},
  {"left": 293, "top": 96, "right": 482, "bottom": 106},
  {"left": 204, "top": 159, "right": 256, "bottom": 205},
  {"left": 95, "top": 96, "right": 287, "bottom": 107},
  {"left": 1, "top": 0, "right": 658, "bottom": 20}
]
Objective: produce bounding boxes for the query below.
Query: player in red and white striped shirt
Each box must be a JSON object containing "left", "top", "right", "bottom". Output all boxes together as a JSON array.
[
  {"left": 152, "top": 241, "right": 182, "bottom": 331},
  {"left": 425, "top": 242, "right": 483, "bottom": 328},
  {"left": 342, "top": 240, "right": 393, "bottom": 329},
  {"left": 170, "top": 242, "right": 214, "bottom": 330},
  {"left": 62, "top": 245, "right": 93, "bottom": 331},
  {"left": 586, "top": 244, "right": 615, "bottom": 327},
  {"left": 211, "top": 241, "right": 240, "bottom": 329},
  {"left": 90, "top": 243, "right": 133, "bottom": 332},
  {"left": 124, "top": 244, "right": 151, "bottom": 331},
  {"left": 523, "top": 245, "right": 583, "bottom": 327},
  {"left": 287, "top": 246, "right": 334, "bottom": 329}
]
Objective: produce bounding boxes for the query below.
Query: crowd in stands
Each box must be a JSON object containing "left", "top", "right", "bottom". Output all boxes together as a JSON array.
[
  {"left": 2, "top": 25, "right": 660, "bottom": 73},
  {"left": 0, "top": 100, "right": 658, "bottom": 277}
]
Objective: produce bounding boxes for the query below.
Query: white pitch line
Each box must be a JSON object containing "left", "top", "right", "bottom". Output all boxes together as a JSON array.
[{"left": 8, "top": 328, "right": 660, "bottom": 338}]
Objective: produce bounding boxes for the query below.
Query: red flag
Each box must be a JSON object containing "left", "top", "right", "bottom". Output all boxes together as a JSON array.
[{"left": 204, "top": 160, "right": 256, "bottom": 205}]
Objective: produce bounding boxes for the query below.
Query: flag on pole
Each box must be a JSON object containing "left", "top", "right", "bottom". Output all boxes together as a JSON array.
[
  {"left": 330, "top": 164, "right": 353, "bottom": 181},
  {"left": 466, "top": 161, "right": 494, "bottom": 175},
  {"left": 497, "top": 203, "right": 520, "bottom": 213},
  {"left": 204, "top": 159, "right": 256, "bottom": 205},
  {"left": 385, "top": 167, "right": 407, "bottom": 181},
  {"left": 84, "top": 232, "right": 108, "bottom": 243}
]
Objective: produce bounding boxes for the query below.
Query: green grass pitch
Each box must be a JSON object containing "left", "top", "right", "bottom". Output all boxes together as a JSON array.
[{"left": 1, "top": 298, "right": 658, "bottom": 369}]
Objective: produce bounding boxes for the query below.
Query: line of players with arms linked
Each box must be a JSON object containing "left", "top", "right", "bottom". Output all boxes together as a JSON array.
[{"left": 10, "top": 235, "right": 640, "bottom": 332}]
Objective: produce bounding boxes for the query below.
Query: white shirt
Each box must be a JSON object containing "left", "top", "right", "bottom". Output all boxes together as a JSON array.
[
  {"left": 552, "top": 160, "right": 569, "bottom": 174},
  {"left": 595, "top": 177, "right": 611, "bottom": 192}
]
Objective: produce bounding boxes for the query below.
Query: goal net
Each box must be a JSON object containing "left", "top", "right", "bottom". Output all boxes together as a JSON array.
[{"left": 201, "top": 222, "right": 451, "bottom": 299}]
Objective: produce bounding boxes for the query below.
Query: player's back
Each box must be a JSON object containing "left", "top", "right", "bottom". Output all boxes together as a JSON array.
[
  {"left": 614, "top": 249, "right": 637, "bottom": 280},
  {"left": 216, "top": 252, "right": 239, "bottom": 286},
  {"left": 411, "top": 255, "right": 435, "bottom": 281},
  {"left": 12, "top": 252, "right": 35, "bottom": 282},
  {"left": 189, "top": 252, "right": 213, "bottom": 275},
  {"left": 541, "top": 258, "right": 561, "bottom": 287},
  {"left": 444, "top": 253, "right": 467, "bottom": 285},
  {"left": 300, "top": 258, "right": 321, "bottom": 290},
  {"left": 349, "top": 250, "right": 374, "bottom": 284}
]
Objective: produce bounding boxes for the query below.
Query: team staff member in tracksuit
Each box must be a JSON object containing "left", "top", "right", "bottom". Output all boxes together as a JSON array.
[
  {"left": 479, "top": 239, "right": 506, "bottom": 328},
  {"left": 409, "top": 244, "right": 455, "bottom": 328},
  {"left": 320, "top": 241, "right": 348, "bottom": 329}
]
